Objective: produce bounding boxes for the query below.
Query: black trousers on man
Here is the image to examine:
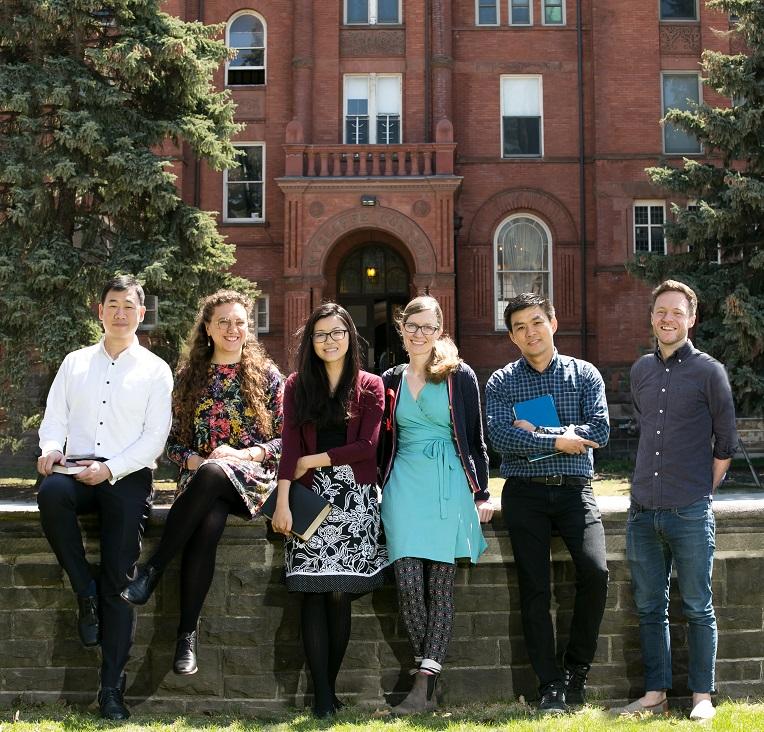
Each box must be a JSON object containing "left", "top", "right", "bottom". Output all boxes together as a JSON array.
[
  {"left": 502, "top": 478, "right": 609, "bottom": 688},
  {"left": 37, "top": 469, "right": 152, "bottom": 688}
]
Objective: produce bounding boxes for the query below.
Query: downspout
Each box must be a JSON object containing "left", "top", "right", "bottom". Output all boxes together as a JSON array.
[{"left": 576, "top": 0, "right": 588, "bottom": 358}]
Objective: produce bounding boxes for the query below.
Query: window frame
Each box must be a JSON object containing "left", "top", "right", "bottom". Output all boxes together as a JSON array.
[
  {"left": 541, "top": 0, "right": 565, "bottom": 26},
  {"left": 476, "top": 0, "right": 500, "bottom": 25},
  {"left": 344, "top": 0, "right": 402, "bottom": 25},
  {"left": 500, "top": 74, "right": 543, "bottom": 158},
  {"left": 256, "top": 295, "right": 270, "bottom": 334},
  {"left": 223, "top": 143, "right": 266, "bottom": 223},
  {"left": 633, "top": 200, "right": 666, "bottom": 255},
  {"left": 137, "top": 294, "right": 159, "bottom": 332},
  {"left": 225, "top": 10, "right": 267, "bottom": 87},
  {"left": 659, "top": 0, "right": 698, "bottom": 22},
  {"left": 508, "top": 0, "right": 533, "bottom": 26},
  {"left": 343, "top": 73, "right": 403, "bottom": 145},
  {"left": 661, "top": 71, "right": 702, "bottom": 155},
  {"left": 493, "top": 213, "right": 553, "bottom": 331}
]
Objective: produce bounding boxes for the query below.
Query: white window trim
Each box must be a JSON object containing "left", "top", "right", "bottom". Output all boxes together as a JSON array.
[
  {"left": 659, "top": 0, "right": 698, "bottom": 22},
  {"left": 500, "top": 74, "right": 544, "bottom": 158},
  {"left": 256, "top": 295, "right": 270, "bottom": 333},
  {"left": 541, "top": 0, "right": 566, "bottom": 26},
  {"left": 223, "top": 143, "right": 265, "bottom": 223},
  {"left": 138, "top": 294, "right": 159, "bottom": 332},
  {"left": 344, "top": 0, "right": 402, "bottom": 25},
  {"left": 493, "top": 213, "right": 553, "bottom": 331},
  {"left": 660, "top": 71, "right": 703, "bottom": 155},
  {"left": 225, "top": 10, "right": 267, "bottom": 86},
  {"left": 476, "top": 0, "right": 500, "bottom": 26},
  {"left": 508, "top": 0, "right": 533, "bottom": 26},
  {"left": 633, "top": 200, "right": 666, "bottom": 255},
  {"left": 343, "top": 73, "right": 403, "bottom": 145}
]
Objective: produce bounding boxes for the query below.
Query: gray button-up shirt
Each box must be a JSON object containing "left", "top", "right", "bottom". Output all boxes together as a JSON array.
[{"left": 630, "top": 341, "right": 738, "bottom": 509}]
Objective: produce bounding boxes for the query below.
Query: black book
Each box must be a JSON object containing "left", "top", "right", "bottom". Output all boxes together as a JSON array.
[
  {"left": 52, "top": 454, "right": 107, "bottom": 475},
  {"left": 261, "top": 480, "right": 332, "bottom": 542}
]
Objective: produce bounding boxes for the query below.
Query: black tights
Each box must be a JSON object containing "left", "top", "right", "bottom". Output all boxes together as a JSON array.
[
  {"left": 148, "top": 463, "right": 243, "bottom": 633},
  {"left": 301, "top": 592, "right": 352, "bottom": 712}
]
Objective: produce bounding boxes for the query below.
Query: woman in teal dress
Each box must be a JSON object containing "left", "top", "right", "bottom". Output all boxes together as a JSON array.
[{"left": 379, "top": 295, "right": 494, "bottom": 713}]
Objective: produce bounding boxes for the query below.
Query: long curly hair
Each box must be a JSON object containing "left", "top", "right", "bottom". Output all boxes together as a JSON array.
[
  {"left": 395, "top": 295, "right": 461, "bottom": 383},
  {"left": 173, "top": 290, "right": 276, "bottom": 447},
  {"left": 293, "top": 302, "right": 361, "bottom": 427}
]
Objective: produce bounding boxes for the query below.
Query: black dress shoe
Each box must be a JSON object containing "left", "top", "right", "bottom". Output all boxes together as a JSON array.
[
  {"left": 539, "top": 681, "right": 569, "bottom": 714},
  {"left": 77, "top": 595, "right": 100, "bottom": 647},
  {"left": 120, "top": 565, "right": 161, "bottom": 605},
  {"left": 98, "top": 686, "right": 130, "bottom": 720},
  {"left": 564, "top": 661, "right": 590, "bottom": 706},
  {"left": 173, "top": 631, "right": 198, "bottom": 675}
]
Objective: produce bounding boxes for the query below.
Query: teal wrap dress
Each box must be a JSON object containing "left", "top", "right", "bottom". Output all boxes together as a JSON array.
[{"left": 381, "top": 375, "right": 487, "bottom": 564}]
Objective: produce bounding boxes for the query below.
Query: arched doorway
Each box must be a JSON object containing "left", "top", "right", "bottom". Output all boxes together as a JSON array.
[{"left": 337, "top": 244, "right": 409, "bottom": 373}]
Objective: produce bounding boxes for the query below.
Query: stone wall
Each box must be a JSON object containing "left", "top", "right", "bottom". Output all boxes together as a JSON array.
[{"left": 0, "top": 500, "right": 762, "bottom": 714}]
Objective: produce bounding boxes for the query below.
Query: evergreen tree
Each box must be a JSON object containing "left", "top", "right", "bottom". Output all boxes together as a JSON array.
[
  {"left": 0, "top": 0, "right": 253, "bottom": 448},
  {"left": 629, "top": 0, "right": 764, "bottom": 414}
]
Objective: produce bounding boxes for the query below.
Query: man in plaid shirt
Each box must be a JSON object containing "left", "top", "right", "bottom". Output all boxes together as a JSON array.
[{"left": 486, "top": 293, "right": 610, "bottom": 714}]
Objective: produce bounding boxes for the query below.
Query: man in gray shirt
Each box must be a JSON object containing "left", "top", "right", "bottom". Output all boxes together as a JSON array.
[{"left": 615, "top": 280, "right": 737, "bottom": 721}]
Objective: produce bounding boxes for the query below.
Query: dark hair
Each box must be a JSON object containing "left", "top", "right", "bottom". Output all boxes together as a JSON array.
[
  {"left": 100, "top": 274, "right": 145, "bottom": 306},
  {"left": 503, "top": 293, "right": 555, "bottom": 331},
  {"left": 173, "top": 290, "right": 276, "bottom": 446},
  {"left": 651, "top": 279, "right": 697, "bottom": 318},
  {"left": 293, "top": 303, "right": 361, "bottom": 427}
]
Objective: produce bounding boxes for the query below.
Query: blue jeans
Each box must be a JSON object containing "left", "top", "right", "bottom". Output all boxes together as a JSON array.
[{"left": 626, "top": 498, "right": 716, "bottom": 693}]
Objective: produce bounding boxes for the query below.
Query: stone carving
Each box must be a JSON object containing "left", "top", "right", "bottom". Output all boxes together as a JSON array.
[
  {"left": 308, "top": 201, "right": 325, "bottom": 218},
  {"left": 340, "top": 29, "right": 405, "bottom": 57},
  {"left": 659, "top": 24, "right": 701, "bottom": 55},
  {"left": 412, "top": 200, "right": 431, "bottom": 218}
]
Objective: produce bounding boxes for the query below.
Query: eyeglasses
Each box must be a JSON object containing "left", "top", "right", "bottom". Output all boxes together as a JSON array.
[
  {"left": 312, "top": 328, "right": 348, "bottom": 343},
  {"left": 216, "top": 318, "right": 247, "bottom": 330},
  {"left": 403, "top": 322, "right": 439, "bottom": 336}
]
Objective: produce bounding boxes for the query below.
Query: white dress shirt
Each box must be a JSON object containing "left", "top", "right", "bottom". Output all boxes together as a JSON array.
[{"left": 39, "top": 337, "right": 173, "bottom": 483}]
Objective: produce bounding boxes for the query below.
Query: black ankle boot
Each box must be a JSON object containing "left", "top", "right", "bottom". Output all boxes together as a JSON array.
[
  {"left": 173, "top": 630, "right": 198, "bottom": 675},
  {"left": 98, "top": 677, "right": 129, "bottom": 720},
  {"left": 76, "top": 594, "right": 100, "bottom": 647},
  {"left": 120, "top": 565, "right": 161, "bottom": 605}
]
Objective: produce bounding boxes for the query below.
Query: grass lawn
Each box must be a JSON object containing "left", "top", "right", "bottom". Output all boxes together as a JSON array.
[{"left": 3, "top": 700, "right": 764, "bottom": 730}]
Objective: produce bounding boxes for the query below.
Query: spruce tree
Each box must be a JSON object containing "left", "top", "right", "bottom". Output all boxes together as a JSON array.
[
  {"left": 629, "top": 0, "right": 764, "bottom": 414},
  {"left": 0, "top": 0, "right": 252, "bottom": 448}
]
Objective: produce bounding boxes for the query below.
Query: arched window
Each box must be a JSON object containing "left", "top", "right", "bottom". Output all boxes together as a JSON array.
[
  {"left": 226, "top": 12, "right": 265, "bottom": 86},
  {"left": 494, "top": 214, "right": 552, "bottom": 329}
]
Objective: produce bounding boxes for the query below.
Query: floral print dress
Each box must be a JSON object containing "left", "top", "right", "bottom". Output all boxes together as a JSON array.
[{"left": 166, "top": 363, "right": 284, "bottom": 519}]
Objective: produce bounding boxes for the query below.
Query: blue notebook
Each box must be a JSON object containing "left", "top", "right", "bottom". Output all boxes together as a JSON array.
[{"left": 513, "top": 394, "right": 562, "bottom": 463}]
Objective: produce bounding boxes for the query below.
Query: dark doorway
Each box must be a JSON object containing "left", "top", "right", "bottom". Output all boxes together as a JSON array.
[{"left": 337, "top": 244, "right": 409, "bottom": 373}]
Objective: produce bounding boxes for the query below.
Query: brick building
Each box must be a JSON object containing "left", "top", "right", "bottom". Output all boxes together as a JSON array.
[{"left": 163, "top": 0, "right": 737, "bottom": 406}]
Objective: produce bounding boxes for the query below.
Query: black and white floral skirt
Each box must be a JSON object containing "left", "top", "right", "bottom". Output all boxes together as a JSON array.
[{"left": 284, "top": 465, "right": 388, "bottom": 593}]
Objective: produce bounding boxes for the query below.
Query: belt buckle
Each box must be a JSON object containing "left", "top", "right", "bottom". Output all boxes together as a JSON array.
[{"left": 547, "top": 475, "right": 564, "bottom": 486}]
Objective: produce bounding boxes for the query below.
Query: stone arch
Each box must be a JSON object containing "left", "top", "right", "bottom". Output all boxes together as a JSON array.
[
  {"left": 302, "top": 206, "right": 437, "bottom": 276},
  {"left": 467, "top": 188, "right": 578, "bottom": 246}
]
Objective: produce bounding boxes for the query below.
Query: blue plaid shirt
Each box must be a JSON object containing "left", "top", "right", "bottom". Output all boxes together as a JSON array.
[{"left": 485, "top": 350, "right": 610, "bottom": 478}]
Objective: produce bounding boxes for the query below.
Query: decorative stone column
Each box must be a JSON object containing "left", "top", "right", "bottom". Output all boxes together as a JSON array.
[
  {"left": 431, "top": 0, "right": 453, "bottom": 127},
  {"left": 292, "top": 0, "right": 313, "bottom": 141}
]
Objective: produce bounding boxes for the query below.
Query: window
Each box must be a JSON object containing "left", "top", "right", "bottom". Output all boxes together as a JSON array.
[
  {"left": 256, "top": 295, "right": 270, "bottom": 333},
  {"left": 346, "top": 0, "right": 400, "bottom": 24},
  {"left": 634, "top": 201, "right": 665, "bottom": 254},
  {"left": 660, "top": 0, "right": 697, "bottom": 21},
  {"left": 495, "top": 215, "right": 551, "bottom": 329},
  {"left": 501, "top": 76, "right": 542, "bottom": 157},
  {"left": 476, "top": 0, "right": 499, "bottom": 25},
  {"left": 226, "top": 12, "right": 265, "bottom": 86},
  {"left": 542, "top": 0, "right": 564, "bottom": 25},
  {"left": 224, "top": 145, "right": 264, "bottom": 222},
  {"left": 138, "top": 295, "right": 158, "bottom": 331},
  {"left": 510, "top": 0, "right": 531, "bottom": 25},
  {"left": 662, "top": 73, "right": 701, "bottom": 154},
  {"left": 344, "top": 75, "right": 402, "bottom": 144}
]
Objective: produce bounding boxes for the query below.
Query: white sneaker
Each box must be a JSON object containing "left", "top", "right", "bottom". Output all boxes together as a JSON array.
[{"left": 689, "top": 699, "right": 716, "bottom": 721}]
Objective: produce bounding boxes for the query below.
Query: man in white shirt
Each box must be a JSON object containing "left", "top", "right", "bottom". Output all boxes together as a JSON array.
[{"left": 36, "top": 275, "right": 173, "bottom": 720}]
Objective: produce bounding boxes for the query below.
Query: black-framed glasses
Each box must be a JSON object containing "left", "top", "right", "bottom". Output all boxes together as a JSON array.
[
  {"left": 312, "top": 328, "right": 348, "bottom": 343},
  {"left": 403, "top": 322, "right": 439, "bottom": 336}
]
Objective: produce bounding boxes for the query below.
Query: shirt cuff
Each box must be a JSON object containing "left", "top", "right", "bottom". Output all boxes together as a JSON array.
[
  {"left": 104, "top": 457, "right": 127, "bottom": 484},
  {"left": 40, "top": 441, "right": 64, "bottom": 456}
]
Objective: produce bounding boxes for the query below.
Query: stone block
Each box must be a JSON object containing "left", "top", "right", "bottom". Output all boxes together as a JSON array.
[
  {"left": 0, "top": 612, "right": 10, "bottom": 640},
  {"left": 716, "top": 605, "right": 763, "bottom": 631},
  {"left": 155, "top": 649, "right": 222, "bottom": 696},
  {"left": 471, "top": 610, "right": 517, "bottom": 637},
  {"left": 202, "top": 614, "right": 300, "bottom": 645},
  {"left": 0, "top": 563, "right": 12, "bottom": 586},
  {"left": 12, "top": 562, "right": 65, "bottom": 587},
  {"left": 726, "top": 557, "right": 764, "bottom": 598},
  {"left": 0, "top": 666, "right": 98, "bottom": 693},
  {"left": 454, "top": 584, "right": 511, "bottom": 612},
  {"left": 437, "top": 666, "right": 514, "bottom": 704},
  {"left": 11, "top": 609, "right": 71, "bottom": 639},
  {"left": 0, "top": 587, "right": 72, "bottom": 611},
  {"left": 716, "top": 660, "right": 762, "bottom": 682},
  {"left": 718, "top": 630, "right": 764, "bottom": 660},
  {"left": 0, "top": 639, "right": 50, "bottom": 667},
  {"left": 351, "top": 612, "right": 397, "bottom": 641},
  {"left": 447, "top": 638, "right": 500, "bottom": 667}
]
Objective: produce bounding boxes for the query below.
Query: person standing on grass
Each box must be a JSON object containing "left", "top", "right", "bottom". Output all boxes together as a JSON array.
[
  {"left": 485, "top": 292, "right": 609, "bottom": 714},
  {"left": 613, "top": 280, "right": 737, "bottom": 722},
  {"left": 36, "top": 275, "right": 173, "bottom": 721}
]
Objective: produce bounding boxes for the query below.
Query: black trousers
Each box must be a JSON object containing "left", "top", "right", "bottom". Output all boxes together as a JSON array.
[
  {"left": 502, "top": 478, "right": 609, "bottom": 688},
  {"left": 37, "top": 469, "right": 152, "bottom": 688}
]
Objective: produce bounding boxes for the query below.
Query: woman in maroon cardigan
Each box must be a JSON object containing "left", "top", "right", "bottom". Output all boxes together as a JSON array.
[{"left": 272, "top": 302, "right": 388, "bottom": 718}]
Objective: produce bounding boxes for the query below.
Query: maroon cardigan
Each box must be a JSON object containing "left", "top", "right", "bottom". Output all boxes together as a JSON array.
[{"left": 277, "top": 370, "right": 384, "bottom": 487}]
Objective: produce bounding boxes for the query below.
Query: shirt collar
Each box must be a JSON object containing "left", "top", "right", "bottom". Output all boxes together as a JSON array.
[
  {"left": 521, "top": 348, "right": 559, "bottom": 374},
  {"left": 654, "top": 339, "right": 694, "bottom": 364},
  {"left": 99, "top": 336, "right": 140, "bottom": 361}
]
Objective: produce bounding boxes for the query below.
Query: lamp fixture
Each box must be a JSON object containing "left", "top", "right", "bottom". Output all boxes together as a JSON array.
[
  {"left": 366, "top": 266, "right": 377, "bottom": 281},
  {"left": 361, "top": 194, "right": 377, "bottom": 207}
]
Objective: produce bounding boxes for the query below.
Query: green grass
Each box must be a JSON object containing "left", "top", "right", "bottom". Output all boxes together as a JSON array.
[{"left": 2, "top": 700, "right": 763, "bottom": 730}]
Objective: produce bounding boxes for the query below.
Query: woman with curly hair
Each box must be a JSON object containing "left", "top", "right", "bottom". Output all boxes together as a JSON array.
[
  {"left": 378, "top": 295, "right": 494, "bottom": 714},
  {"left": 271, "top": 302, "right": 388, "bottom": 718},
  {"left": 121, "top": 290, "right": 283, "bottom": 675}
]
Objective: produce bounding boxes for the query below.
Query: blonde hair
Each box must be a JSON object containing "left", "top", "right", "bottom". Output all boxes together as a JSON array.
[{"left": 396, "top": 296, "right": 461, "bottom": 383}]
